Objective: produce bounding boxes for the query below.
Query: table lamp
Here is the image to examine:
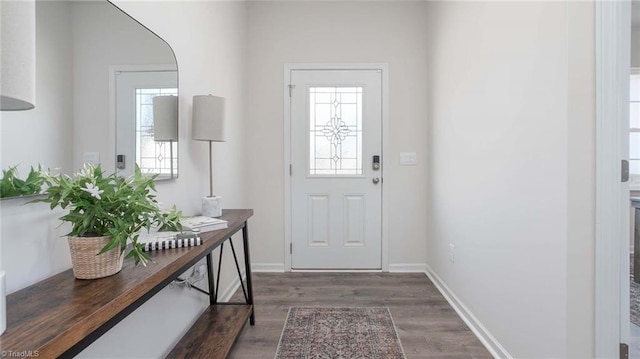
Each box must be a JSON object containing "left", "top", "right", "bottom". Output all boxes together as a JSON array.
[
  {"left": 153, "top": 95, "right": 178, "bottom": 179},
  {"left": 192, "top": 95, "right": 225, "bottom": 217},
  {"left": 1, "top": 0, "right": 36, "bottom": 110}
]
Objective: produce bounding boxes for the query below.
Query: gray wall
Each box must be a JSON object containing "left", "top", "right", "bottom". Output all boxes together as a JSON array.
[{"left": 425, "top": 1, "right": 595, "bottom": 357}]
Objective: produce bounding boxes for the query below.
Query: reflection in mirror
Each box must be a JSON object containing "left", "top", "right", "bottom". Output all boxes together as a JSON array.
[
  {"left": 153, "top": 95, "right": 178, "bottom": 178},
  {"left": 107, "top": 2, "right": 179, "bottom": 180},
  {"left": 1, "top": 0, "right": 179, "bottom": 199},
  {"left": 115, "top": 69, "right": 178, "bottom": 180}
]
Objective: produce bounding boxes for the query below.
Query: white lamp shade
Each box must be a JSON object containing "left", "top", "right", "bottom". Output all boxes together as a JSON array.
[
  {"left": 153, "top": 95, "right": 178, "bottom": 141},
  {"left": 192, "top": 95, "right": 226, "bottom": 142},
  {"left": 0, "top": 0, "right": 36, "bottom": 111}
]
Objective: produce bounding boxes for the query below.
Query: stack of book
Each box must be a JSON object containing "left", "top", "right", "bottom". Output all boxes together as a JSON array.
[
  {"left": 180, "top": 216, "right": 228, "bottom": 232},
  {"left": 137, "top": 231, "right": 202, "bottom": 252},
  {"left": 136, "top": 216, "right": 228, "bottom": 252}
]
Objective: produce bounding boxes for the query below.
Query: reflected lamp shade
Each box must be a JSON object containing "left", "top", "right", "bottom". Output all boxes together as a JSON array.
[
  {"left": 0, "top": 0, "right": 36, "bottom": 111},
  {"left": 153, "top": 95, "right": 178, "bottom": 141},
  {"left": 192, "top": 95, "right": 226, "bottom": 142}
]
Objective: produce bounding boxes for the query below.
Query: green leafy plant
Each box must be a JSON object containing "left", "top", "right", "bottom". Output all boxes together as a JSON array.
[
  {"left": 34, "top": 164, "right": 182, "bottom": 266},
  {"left": 0, "top": 165, "right": 45, "bottom": 198}
]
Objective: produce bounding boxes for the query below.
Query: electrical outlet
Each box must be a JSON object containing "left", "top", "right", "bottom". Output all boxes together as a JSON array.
[
  {"left": 192, "top": 264, "right": 207, "bottom": 281},
  {"left": 83, "top": 152, "right": 100, "bottom": 165},
  {"left": 449, "top": 243, "right": 455, "bottom": 263}
]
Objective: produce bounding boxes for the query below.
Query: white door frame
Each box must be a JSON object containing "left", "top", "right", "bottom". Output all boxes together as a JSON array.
[
  {"left": 283, "top": 63, "right": 389, "bottom": 272},
  {"left": 108, "top": 64, "right": 177, "bottom": 175},
  {"left": 595, "top": 1, "right": 632, "bottom": 357}
]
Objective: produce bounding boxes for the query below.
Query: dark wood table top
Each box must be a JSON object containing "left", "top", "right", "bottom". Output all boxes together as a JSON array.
[{"left": 0, "top": 209, "right": 253, "bottom": 358}]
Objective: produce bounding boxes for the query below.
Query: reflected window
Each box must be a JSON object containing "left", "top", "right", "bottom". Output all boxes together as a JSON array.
[
  {"left": 135, "top": 88, "right": 177, "bottom": 177},
  {"left": 115, "top": 69, "right": 178, "bottom": 180}
]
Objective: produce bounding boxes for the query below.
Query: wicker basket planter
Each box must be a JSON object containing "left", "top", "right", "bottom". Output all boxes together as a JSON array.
[
  {"left": 68, "top": 235, "right": 124, "bottom": 279},
  {"left": 34, "top": 164, "right": 182, "bottom": 269}
]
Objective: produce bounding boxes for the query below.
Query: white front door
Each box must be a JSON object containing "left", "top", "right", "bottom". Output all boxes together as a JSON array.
[{"left": 290, "top": 69, "right": 383, "bottom": 269}]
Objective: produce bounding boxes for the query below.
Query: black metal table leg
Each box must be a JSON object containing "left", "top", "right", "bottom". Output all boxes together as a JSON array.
[
  {"left": 206, "top": 253, "right": 215, "bottom": 305},
  {"left": 215, "top": 243, "right": 224, "bottom": 303},
  {"left": 242, "top": 222, "right": 255, "bottom": 325}
]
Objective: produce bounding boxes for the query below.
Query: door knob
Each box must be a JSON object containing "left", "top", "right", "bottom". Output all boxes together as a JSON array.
[{"left": 372, "top": 177, "right": 380, "bottom": 184}]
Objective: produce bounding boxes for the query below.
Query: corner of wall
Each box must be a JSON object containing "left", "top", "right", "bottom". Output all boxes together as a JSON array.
[{"left": 424, "top": 265, "right": 512, "bottom": 359}]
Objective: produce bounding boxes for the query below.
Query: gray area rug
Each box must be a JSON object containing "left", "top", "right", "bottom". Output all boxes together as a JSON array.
[
  {"left": 631, "top": 253, "right": 640, "bottom": 326},
  {"left": 275, "top": 307, "right": 406, "bottom": 359},
  {"left": 632, "top": 280, "right": 640, "bottom": 326}
]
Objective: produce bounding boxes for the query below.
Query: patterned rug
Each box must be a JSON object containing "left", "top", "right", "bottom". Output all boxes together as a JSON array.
[
  {"left": 275, "top": 307, "right": 405, "bottom": 359},
  {"left": 631, "top": 253, "right": 640, "bottom": 326},
  {"left": 632, "top": 280, "right": 640, "bottom": 326}
]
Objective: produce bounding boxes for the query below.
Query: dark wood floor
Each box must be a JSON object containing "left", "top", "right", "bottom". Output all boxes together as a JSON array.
[{"left": 228, "top": 272, "right": 492, "bottom": 359}]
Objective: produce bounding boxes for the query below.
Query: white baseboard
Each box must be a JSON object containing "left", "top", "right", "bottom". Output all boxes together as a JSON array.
[
  {"left": 425, "top": 265, "right": 511, "bottom": 359},
  {"left": 251, "top": 263, "right": 426, "bottom": 273},
  {"left": 252, "top": 263, "right": 285, "bottom": 272},
  {"left": 219, "top": 270, "right": 246, "bottom": 302},
  {"left": 388, "top": 263, "right": 427, "bottom": 273}
]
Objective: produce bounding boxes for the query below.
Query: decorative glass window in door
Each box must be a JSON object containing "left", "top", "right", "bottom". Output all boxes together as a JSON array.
[
  {"left": 309, "top": 87, "right": 363, "bottom": 175},
  {"left": 136, "top": 88, "right": 178, "bottom": 177}
]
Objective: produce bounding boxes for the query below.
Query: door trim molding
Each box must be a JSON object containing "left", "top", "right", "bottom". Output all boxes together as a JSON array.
[
  {"left": 283, "top": 63, "right": 390, "bottom": 272},
  {"left": 594, "top": 1, "right": 631, "bottom": 357}
]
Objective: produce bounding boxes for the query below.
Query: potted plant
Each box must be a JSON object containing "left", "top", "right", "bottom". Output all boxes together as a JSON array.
[{"left": 35, "top": 164, "right": 182, "bottom": 279}]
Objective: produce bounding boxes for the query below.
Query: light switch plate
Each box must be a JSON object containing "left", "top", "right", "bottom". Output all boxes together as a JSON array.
[
  {"left": 83, "top": 152, "right": 100, "bottom": 165},
  {"left": 399, "top": 152, "right": 417, "bottom": 166}
]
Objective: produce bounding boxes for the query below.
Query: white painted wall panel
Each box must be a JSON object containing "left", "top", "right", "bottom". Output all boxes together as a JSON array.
[
  {"left": 566, "top": 2, "right": 595, "bottom": 357},
  {"left": 245, "top": 1, "right": 429, "bottom": 268},
  {"left": 425, "top": 1, "right": 595, "bottom": 357},
  {"left": 309, "top": 195, "right": 329, "bottom": 246},
  {"left": 344, "top": 195, "right": 365, "bottom": 246}
]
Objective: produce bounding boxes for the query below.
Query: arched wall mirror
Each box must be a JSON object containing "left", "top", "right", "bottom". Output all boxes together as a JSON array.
[
  {"left": 62, "top": 0, "right": 178, "bottom": 179},
  {"left": 0, "top": 0, "right": 177, "bottom": 199},
  {"left": 106, "top": 1, "right": 179, "bottom": 180}
]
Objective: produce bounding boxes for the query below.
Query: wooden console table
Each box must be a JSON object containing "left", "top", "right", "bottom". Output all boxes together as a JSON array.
[{"left": 0, "top": 209, "right": 254, "bottom": 358}]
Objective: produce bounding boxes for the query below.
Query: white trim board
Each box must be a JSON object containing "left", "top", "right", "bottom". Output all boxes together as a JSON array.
[
  {"left": 388, "top": 264, "right": 427, "bottom": 273},
  {"left": 424, "top": 265, "right": 512, "bottom": 359},
  {"left": 283, "top": 63, "right": 390, "bottom": 272},
  {"left": 594, "top": 1, "right": 632, "bottom": 357},
  {"left": 291, "top": 269, "right": 382, "bottom": 273},
  {"left": 252, "top": 263, "right": 286, "bottom": 272},
  {"left": 255, "top": 263, "right": 427, "bottom": 273}
]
